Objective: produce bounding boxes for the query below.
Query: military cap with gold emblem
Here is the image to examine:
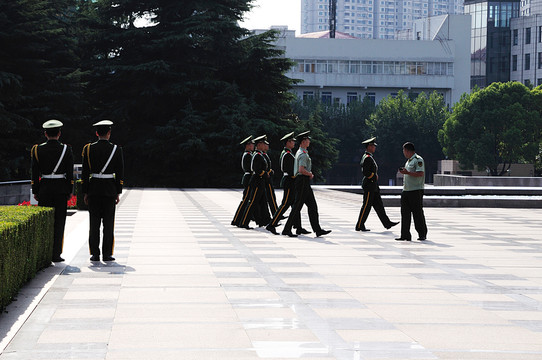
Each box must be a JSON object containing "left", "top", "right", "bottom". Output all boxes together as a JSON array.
[
  {"left": 93, "top": 120, "right": 114, "bottom": 127},
  {"left": 240, "top": 135, "right": 254, "bottom": 145},
  {"left": 42, "top": 119, "right": 63, "bottom": 129},
  {"left": 280, "top": 132, "right": 296, "bottom": 142},
  {"left": 254, "top": 134, "right": 269, "bottom": 144},
  {"left": 362, "top": 137, "right": 377, "bottom": 146},
  {"left": 297, "top": 131, "right": 310, "bottom": 140}
]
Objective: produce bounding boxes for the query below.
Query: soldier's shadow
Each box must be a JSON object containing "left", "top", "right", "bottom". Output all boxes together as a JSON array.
[{"left": 296, "top": 235, "right": 336, "bottom": 245}]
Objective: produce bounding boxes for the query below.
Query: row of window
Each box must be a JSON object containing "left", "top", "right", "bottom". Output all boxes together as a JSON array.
[
  {"left": 294, "top": 60, "right": 454, "bottom": 76},
  {"left": 512, "top": 52, "right": 542, "bottom": 71},
  {"left": 512, "top": 26, "right": 542, "bottom": 45}
]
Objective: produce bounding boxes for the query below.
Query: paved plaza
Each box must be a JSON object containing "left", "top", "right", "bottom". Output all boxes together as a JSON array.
[{"left": 1, "top": 188, "right": 542, "bottom": 360}]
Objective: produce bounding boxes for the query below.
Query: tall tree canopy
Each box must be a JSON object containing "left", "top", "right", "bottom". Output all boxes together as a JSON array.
[
  {"left": 439, "top": 82, "right": 542, "bottom": 176},
  {"left": 369, "top": 91, "right": 447, "bottom": 183},
  {"left": 0, "top": 0, "right": 84, "bottom": 180},
  {"left": 78, "top": 0, "right": 302, "bottom": 187}
]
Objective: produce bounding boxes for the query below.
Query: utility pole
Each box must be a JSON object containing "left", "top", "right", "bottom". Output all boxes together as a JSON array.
[{"left": 329, "top": 0, "right": 337, "bottom": 38}]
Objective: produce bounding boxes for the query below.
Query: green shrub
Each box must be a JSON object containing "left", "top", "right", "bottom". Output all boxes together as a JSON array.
[{"left": 0, "top": 206, "right": 54, "bottom": 312}]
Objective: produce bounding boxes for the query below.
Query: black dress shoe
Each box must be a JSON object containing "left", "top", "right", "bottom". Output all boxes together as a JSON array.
[
  {"left": 52, "top": 256, "right": 65, "bottom": 263},
  {"left": 395, "top": 237, "right": 411, "bottom": 241},
  {"left": 385, "top": 221, "right": 399, "bottom": 229},
  {"left": 90, "top": 255, "right": 100, "bottom": 261},
  {"left": 417, "top": 236, "right": 427, "bottom": 241},
  {"left": 281, "top": 230, "right": 297, "bottom": 237},
  {"left": 279, "top": 215, "right": 287, "bottom": 220},
  {"left": 239, "top": 224, "right": 252, "bottom": 230},
  {"left": 315, "top": 229, "right": 331, "bottom": 237},
  {"left": 356, "top": 226, "right": 370, "bottom": 232},
  {"left": 265, "top": 225, "right": 278, "bottom": 235},
  {"left": 103, "top": 256, "right": 115, "bottom": 262},
  {"left": 296, "top": 228, "right": 311, "bottom": 235}
]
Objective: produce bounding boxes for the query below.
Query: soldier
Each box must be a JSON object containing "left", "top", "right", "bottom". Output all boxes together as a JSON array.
[
  {"left": 266, "top": 132, "right": 307, "bottom": 235},
  {"left": 396, "top": 142, "right": 427, "bottom": 241},
  {"left": 281, "top": 131, "right": 331, "bottom": 238},
  {"left": 262, "top": 141, "right": 278, "bottom": 217},
  {"left": 82, "top": 120, "right": 124, "bottom": 261},
  {"left": 238, "top": 135, "right": 269, "bottom": 229},
  {"left": 355, "top": 137, "right": 398, "bottom": 232},
  {"left": 231, "top": 135, "right": 254, "bottom": 226},
  {"left": 31, "top": 119, "right": 74, "bottom": 262}
]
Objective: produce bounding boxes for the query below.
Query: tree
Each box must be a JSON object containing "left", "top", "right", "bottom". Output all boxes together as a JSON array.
[
  {"left": 368, "top": 91, "right": 448, "bottom": 183},
  {"left": 0, "top": 0, "right": 84, "bottom": 181},
  {"left": 80, "top": 0, "right": 303, "bottom": 187},
  {"left": 439, "top": 82, "right": 542, "bottom": 176}
]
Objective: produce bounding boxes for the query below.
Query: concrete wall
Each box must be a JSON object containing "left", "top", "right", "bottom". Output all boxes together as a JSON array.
[
  {"left": 0, "top": 181, "right": 31, "bottom": 205},
  {"left": 434, "top": 174, "right": 542, "bottom": 186}
]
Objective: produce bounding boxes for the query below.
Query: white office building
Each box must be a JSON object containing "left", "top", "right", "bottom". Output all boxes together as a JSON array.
[
  {"left": 259, "top": 14, "right": 470, "bottom": 106},
  {"left": 301, "top": 0, "right": 464, "bottom": 39},
  {"left": 510, "top": 15, "right": 542, "bottom": 86}
]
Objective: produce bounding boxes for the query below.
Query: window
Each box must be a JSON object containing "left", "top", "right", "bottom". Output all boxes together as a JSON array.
[
  {"left": 525, "top": 27, "right": 531, "bottom": 44},
  {"left": 525, "top": 53, "right": 531, "bottom": 70},
  {"left": 347, "top": 92, "right": 358, "bottom": 104},
  {"left": 303, "top": 91, "right": 314, "bottom": 102},
  {"left": 364, "top": 92, "right": 376, "bottom": 105},
  {"left": 512, "top": 55, "right": 518, "bottom": 71},
  {"left": 524, "top": 79, "right": 531, "bottom": 87},
  {"left": 321, "top": 91, "right": 332, "bottom": 105},
  {"left": 539, "top": 26, "right": 542, "bottom": 42},
  {"left": 513, "top": 29, "right": 518, "bottom": 45},
  {"left": 538, "top": 78, "right": 542, "bottom": 86},
  {"left": 539, "top": 52, "right": 542, "bottom": 69}
]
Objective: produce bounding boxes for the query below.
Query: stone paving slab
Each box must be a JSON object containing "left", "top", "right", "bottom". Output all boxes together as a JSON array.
[{"left": 1, "top": 188, "right": 542, "bottom": 360}]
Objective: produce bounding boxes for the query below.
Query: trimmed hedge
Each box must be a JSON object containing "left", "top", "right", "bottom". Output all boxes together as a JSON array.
[{"left": 0, "top": 206, "right": 54, "bottom": 312}]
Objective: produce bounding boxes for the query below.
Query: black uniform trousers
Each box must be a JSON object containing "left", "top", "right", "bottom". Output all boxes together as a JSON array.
[
  {"left": 38, "top": 193, "right": 67, "bottom": 258},
  {"left": 269, "top": 177, "right": 300, "bottom": 228},
  {"left": 264, "top": 179, "right": 278, "bottom": 216},
  {"left": 88, "top": 195, "right": 116, "bottom": 257},
  {"left": 282, "top": 176, "right": 322, "bottom": 233},
  {"left": 239, "top": 177, "right": 266, "bottom": 227},
  {"left": 356, "top": 189, "right": 393, "bottom": 230},
  {"left": 232, "top": 182, "right": 251, "bottom": 226},
  {"left": 400, "top": 190, "right": 427, "bottom": 239}
]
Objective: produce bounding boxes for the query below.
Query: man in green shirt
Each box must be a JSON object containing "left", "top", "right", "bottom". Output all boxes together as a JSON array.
[
  {"left": 396, "top": 142, "right": 427, "bottom": 241},
  {"left": 281, "top": 131, "right": 331, "bottom": 238}
]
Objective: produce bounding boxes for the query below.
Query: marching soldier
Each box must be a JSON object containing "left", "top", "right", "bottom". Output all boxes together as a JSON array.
[
  {"left": 82, "top": 120, "right": 124, "bottom": 262},
  {"left": 31, "top": 119, "right": 74, "bottom": 262},
  {"left": 355, "top": 137, "right": 398, "bottom": 232},
  {"left": 266, "top": 132, "right": 307, "bottom": 235},
  {"left": 231, "top": 135, "right": 255, "bottom": 226},
  {"left": 238, "top": 135, "right": 269, "bottom": 228},
  {"left": 281, "top": 131, "right": 331, "bottom": 238},
  {"left": 262, "top": 141, "right": 278, "bottom": 219}
]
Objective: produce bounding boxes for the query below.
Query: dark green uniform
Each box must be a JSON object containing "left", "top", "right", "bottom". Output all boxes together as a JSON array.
[
  {"left": 231, "top": 150, "right": 253, "bottom": 226},
  {"left": 356, "top": 151, "right": 395, "bottom": 231},
  {"left": 268, "top": 147, "right": 300, "bottom": 228},
  {"left": 239, "top": 149, "right": 268, "bottom": 228},
  {"left": 82, "top": 139, "right": 124, "bottom": 259},
  {"left": 31, "top": 140, "right": 74, "bottom": 261}
]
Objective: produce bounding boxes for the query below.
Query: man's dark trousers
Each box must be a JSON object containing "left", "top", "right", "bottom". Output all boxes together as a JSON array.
[
  {"left": 88, "top": 196, "right": 116, "bottom": 257},
  {"left": 400, "top": 189, "right": 427, "bottom": 239},
  {"left": 39, "top": 193, "right": 67, "bottom": 259}
]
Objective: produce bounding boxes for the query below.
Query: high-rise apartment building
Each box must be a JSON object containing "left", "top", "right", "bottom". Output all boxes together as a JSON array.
[{"left": 301, "top": 0, "right": 464, "bottom": 39}]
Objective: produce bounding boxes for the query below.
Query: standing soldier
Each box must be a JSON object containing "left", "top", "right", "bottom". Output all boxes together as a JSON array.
[
  {"left": 281, "top": 131, "right": 331, "bottom": 238},
  {"left": 239, "top": 135, "right": 269, "bottom": 229},
  {"left": 31, "top": 119, "right": 74, "bottom": 262},
  {"left": 82, "top": 120, "right": 124, "bottom": 261},
  {"left": 231, "top": 135, "right": 254, "bottom": 226},
  {"left": 266, "top": 132, "right": 307, "bottom": 235},
  {"left": 355, "top": 137, "right": 398, "bottom": 232}
]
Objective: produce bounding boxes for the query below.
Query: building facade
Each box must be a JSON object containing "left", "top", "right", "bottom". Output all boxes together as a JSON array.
[
  {"left": 510, "top": 14, "right": 542, "bottom": 86},
  {"left": 464, "top": 0, "right": 520, "bottom": 88},
  {"left": 301, "top": 0, "right": 464, "bottom": 39},
  {"left": 262, "top": 15, "right": 470, "bottom": 106}
]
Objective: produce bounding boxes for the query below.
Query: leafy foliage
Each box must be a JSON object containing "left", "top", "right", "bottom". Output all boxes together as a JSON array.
[{"left": 439, "top": 82, "right": 542, "bottom": 176}]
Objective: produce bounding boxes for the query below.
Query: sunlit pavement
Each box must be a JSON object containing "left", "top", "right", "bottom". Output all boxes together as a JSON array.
[{"left": 1, "top": 188, "right": 542, "bottom": 360}]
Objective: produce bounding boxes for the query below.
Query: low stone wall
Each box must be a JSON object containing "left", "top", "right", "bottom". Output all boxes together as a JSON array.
[
  {"left": 434, "top": 174, "right": 542, "bottom": 187},
  {"left": 0, "top": 181, "right": 31, "bottom": 205}
]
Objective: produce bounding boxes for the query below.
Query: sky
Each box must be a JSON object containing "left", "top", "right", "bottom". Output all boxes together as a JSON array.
[{"left": 239, "top": 0, "right": 301, "bottom": 34}]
